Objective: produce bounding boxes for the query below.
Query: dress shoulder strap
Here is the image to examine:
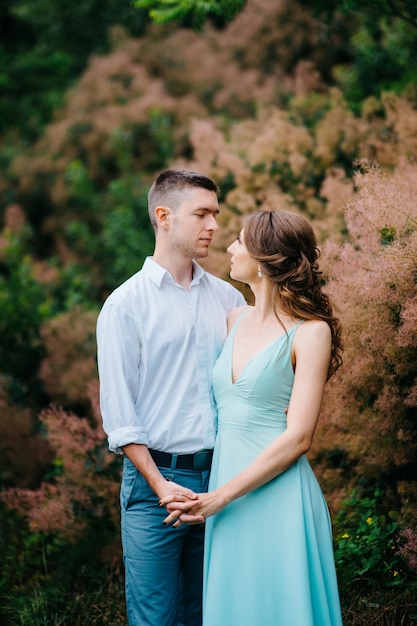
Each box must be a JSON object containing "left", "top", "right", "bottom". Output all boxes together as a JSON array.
[{"left": 229, "top": 307, "right": 251, "bottom": 335}]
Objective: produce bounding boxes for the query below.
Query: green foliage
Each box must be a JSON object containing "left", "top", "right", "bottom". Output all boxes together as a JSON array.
[
  {"left": 101, "top": 176, "right": 154, "bottom": 288},
  {"left": 311, "top": 0, "right": 417, "bottom": 29},
  {"left": 0, "top": 0, "right": 150, "bottom": 138},
  {"left": 0, "top": 48, "right": 74, "bottom": 141},
  {"left": 334, "top": 491, "right": 408, "bottom": 589},
  {"left": 380, "top": 225, "right": 396, "bottom": 246},
  {"left": 57, "top": 262, "right": 100, "bottom": 310},
  {"left": 64, "top": 160, "right": 98, "bottom": 209},
  {"left": 332, "top": 490, "right": 417, "bottom": 623},
  {"left": 135, "top": 0, "right": 246, "bottom": 29},
  {"left": 146, "top": 109, "right": 177, "bottom": 170},
  {"left": 333, "top": 16, "right": 417, "bottom": 107},
  {"left": 63, "top": 159, "right": 155, "bottom": 293},
  {"left": 0, "top": 505, "right": 40, "bottom": 591},
  {"left": 0, "top": 231, "right": 50, "bottom": 383}
]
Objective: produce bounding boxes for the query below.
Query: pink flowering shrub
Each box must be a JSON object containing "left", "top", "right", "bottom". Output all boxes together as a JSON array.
[
  {"left": 39, "top": 307, "right": 99, "bottom": 411},
  {"left": 399, "top": 528, "right": 417, "bottom": 574},
  {"left": 175, "top": 90, "right": 417, "bottom": 281},
  {"left": 0, "top": 379, "right": 53, "bottom": 488},
  {"left": 318, "top": 159, "right": 417, "bottom": 571},
  {"left": 1, "top": 381, "right": 120, "bottom": 548},
  {"left": 1, "top": 304, "right": 120, "bottom": 551}
]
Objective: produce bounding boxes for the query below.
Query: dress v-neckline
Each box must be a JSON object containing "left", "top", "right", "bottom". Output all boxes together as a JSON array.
[{"left": 229, "top": 311, "right": 302, "bottom": 386}]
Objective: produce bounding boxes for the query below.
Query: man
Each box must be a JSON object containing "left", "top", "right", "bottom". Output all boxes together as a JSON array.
[{"left": 96, "top": 168, "right": 245, "bottom": 626}]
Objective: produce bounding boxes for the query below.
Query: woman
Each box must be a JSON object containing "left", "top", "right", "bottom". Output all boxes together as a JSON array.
[{"left": 162, "top": 210, "right": 343, "bottom": 625}]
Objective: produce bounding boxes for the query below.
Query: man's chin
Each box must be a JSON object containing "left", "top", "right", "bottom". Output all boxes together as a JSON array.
[{"left": 194, "top": 248, "right": 209, "bottom": 259}]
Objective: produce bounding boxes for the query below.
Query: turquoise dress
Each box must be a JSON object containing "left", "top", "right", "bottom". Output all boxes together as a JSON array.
[{"left": 203, "top": 312, "right": 343, "bottom": 626}]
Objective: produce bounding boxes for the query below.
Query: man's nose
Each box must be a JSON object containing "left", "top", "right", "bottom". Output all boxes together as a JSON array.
[{"left": 206, "top": 215, "right": 219, "bottom": 231}]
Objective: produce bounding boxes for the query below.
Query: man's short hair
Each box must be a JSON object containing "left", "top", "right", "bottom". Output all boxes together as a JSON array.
[{"left": 148, "top": 168, "right": 219, "bottom": 230}]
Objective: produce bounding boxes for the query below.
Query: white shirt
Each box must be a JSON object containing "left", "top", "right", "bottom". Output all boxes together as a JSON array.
[{"left": 97, "top": 257, "right": 245, "bottom": 454}]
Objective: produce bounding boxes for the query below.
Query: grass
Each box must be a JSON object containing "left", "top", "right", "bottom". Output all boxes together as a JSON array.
[{"left": 0, "top": 562, "right": 127, "bottom": 626}]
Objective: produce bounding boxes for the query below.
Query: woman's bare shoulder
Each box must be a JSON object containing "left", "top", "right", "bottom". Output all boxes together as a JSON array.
[
  {"left": 227, "top": 305, "right": 251, "bottom": 332},
  {"left": 294, "top": 319, "right": 331, "bottom": 347}
]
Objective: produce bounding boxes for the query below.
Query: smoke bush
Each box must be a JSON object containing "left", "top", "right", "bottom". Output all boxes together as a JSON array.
[
  {"left": 319, "top": 159, "right": 417, "bottom": 571},
  {"left": 1, "top": 382, "right": 120, "bottom": 545}
]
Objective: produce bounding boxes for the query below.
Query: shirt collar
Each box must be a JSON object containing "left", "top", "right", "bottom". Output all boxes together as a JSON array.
[{"left": 143, "top": 257, "right": 206, "bottom": 288}]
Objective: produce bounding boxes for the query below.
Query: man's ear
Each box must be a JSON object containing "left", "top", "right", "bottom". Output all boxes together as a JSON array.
[{"left": 155, "top": 205, "right": 172, "bottom": 230}]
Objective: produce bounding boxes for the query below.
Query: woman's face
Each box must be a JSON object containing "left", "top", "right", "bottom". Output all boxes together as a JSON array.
[{"left": 227, "top": 229, "right": 259, "bottom": 283}]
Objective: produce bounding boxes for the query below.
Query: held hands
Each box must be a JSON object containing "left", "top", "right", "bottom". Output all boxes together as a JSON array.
[
  {"left": 156, "top": 479, "right": 202, "bottom": 525},
  {"left": 160, "top": 490, "right": 226, "bottom": 528},
  {"left": 160, "top": 491, "right": 204, "bottom": 528}
]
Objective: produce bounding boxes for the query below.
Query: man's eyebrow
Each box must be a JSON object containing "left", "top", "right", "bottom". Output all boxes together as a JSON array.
[{"left": 196, "top": 207, "right": 220, "bottom": 214}]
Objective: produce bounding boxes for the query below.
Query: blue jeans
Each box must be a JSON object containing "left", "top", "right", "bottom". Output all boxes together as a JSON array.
[{"left": 121, "top": 457, "right": 210, "bottom": 626}]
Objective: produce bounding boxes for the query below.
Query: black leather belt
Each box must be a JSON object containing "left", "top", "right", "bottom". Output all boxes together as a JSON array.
[{"left": 148, "top": 448, "right": 213, "bottom": 471}]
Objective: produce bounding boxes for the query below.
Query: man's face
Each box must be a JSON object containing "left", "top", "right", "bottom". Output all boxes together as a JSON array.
[{"left": 170, "top": 187, "right": 220, "bottom": 259}]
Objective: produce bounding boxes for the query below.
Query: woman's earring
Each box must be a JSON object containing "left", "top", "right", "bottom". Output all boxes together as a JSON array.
[{"left": 257, "top": 264, "right": 262, "bottom": 278}]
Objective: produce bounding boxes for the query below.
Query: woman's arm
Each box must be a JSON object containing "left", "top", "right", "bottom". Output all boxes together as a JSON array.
[{"left": 162, "top": 319, "right": 331, "bottom": 526}]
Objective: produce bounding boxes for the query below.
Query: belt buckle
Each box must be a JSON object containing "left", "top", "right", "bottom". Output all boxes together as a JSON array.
[{"left": 192, "top": 450, "right": 212, "bottom": 470}]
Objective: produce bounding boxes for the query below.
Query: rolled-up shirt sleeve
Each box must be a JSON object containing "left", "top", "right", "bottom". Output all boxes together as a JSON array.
[{"left": 97, "top": 302, "right": 148, "bottom": 454}]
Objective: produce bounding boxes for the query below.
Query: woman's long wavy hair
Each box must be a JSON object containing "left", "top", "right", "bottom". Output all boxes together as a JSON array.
[{"left": 244, "top": 210, "right": 343, "bottom": 379}]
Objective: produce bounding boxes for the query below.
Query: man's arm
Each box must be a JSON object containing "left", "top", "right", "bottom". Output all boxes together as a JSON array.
[
  {"left": 97, "top": 303, "right": 200, "bottom": 514},
  {"left": 97, "top": 302, "right": 149, "bottom": 452}
]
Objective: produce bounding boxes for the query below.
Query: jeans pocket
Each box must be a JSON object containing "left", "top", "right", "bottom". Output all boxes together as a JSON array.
[
  {"left": 159, "top": 468, "right": 175, "bottom": 483},
  {"left": 121, "top": 458, "right": 141, "bottom": 510}
]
